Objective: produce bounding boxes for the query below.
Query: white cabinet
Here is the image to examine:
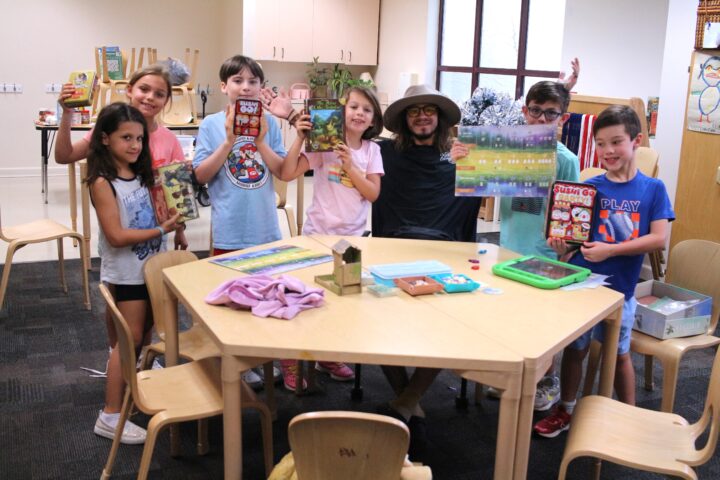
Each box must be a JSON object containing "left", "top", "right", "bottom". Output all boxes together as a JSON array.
[
  {"left": 244, "top": 0, "right": 380, "bottom": 66},
  {"left": 243, "top": 0, "right": 313, "bottom": 62},
  {"left": 311, "top": 0, "right": 379, "bottom": 65}
]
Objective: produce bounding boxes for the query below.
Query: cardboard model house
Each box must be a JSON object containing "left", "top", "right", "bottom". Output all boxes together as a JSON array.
[{"left": 314, "top": 239, "right": 362, "bottom": 295}]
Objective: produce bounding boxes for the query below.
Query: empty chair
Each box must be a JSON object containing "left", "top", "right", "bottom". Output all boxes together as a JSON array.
[
  {"left": 287, "top": 411, "right": 430, "bottom": 480},
  {"left": 98, "top": 283, "right": 274, "bottom": 479},
  {"left": 0, "top": 206, "right": 90, "bottom": 310},
  {"left": 559, "top": 338, "right": 720, "bottom": 480}
]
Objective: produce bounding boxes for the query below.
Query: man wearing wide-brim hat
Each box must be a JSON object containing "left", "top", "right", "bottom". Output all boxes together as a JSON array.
[{"left": 372, "top": 85, "right": 481, "bottom": 463}]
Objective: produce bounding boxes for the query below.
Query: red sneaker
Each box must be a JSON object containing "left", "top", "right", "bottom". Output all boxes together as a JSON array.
[
  {"left": 533, "top": 405, "right": 571, "bottom": 438},
  {"left": 280, "top": 359, "right": 307, "bottom": 391},
  {"left": 316, "top": 361, "right": 355, "bottom": 381}
]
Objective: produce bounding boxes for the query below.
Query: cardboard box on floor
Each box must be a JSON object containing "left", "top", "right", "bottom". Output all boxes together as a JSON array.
[{"left": 633, "top": 280, "right": 712, "bottom": 339}]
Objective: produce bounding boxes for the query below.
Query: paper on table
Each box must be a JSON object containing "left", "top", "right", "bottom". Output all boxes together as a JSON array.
[{"left": 560, "top": 273, "right": 611, "bottom": 291}]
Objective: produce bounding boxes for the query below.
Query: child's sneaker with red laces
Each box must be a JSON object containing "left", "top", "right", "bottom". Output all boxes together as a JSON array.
[
  {"left": 315, "top": 361, "right": 355, "bottom": 381},
  {"left": 533, "top": 405, "right": 571, "bottom": 438},
  {"left": 280, "top": 359, "right": 307, "bottom": 391}
]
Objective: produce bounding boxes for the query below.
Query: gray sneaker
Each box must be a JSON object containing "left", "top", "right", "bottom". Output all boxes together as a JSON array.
[
  {"left": 534, "top": 375, "right": 561, "bottom": 411},
  {"left": 94, "top": 412, "right": 146, "bottom": 445},
  {"left": 242, "top": 369, "right": 263, "bottom": 390},
  {"left": 254, "top": 365, "right": 282, "bottom": 384}
]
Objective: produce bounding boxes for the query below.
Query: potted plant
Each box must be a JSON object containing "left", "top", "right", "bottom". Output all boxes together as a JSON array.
[
  {"left": 306, "top": 57, "right": 329, "bottom": 98},
  {"left": 328, "top": 63, "right": 352, "bottom": 99}
]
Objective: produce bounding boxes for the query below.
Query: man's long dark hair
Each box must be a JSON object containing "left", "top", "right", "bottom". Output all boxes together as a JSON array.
[{"left": 392, "top": 106, "right": 454, "bottom": 153}]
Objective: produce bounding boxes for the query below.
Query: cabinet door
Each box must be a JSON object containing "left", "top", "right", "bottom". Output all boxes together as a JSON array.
[
  {"left": 345, "top": 0, "right": 379, "bottom": 65},
  {"left": 312, "top": 0, "right": 346, "bottom": 64},
  {"left": 243, "top": 0, "right": 279, "bottom": 61},
  {"left": 277, "top": 0, "right": 314, "bottom": 62}
]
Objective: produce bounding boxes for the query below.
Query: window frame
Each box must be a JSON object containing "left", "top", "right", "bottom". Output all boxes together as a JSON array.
[{"left": 436, "top": 0, "right": 561, "bottom": 99}]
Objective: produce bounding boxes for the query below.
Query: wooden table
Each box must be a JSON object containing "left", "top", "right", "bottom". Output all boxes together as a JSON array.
[
  {"left": 162, "top": 235, "right": 525, "bottom": 479},
  {"left": 310, "top": 235, "right": 625, "bottom": 480}
]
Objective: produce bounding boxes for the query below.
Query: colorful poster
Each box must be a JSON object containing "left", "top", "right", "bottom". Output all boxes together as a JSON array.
[
  {"left": 687, "top": 51, "right": 720, "bottom": 135},
  {"left": 210, "top": 245, "right": 332, "bottom": 275},
  {"left": 455, "top": 124, "right": 557, "bottom": 197}
]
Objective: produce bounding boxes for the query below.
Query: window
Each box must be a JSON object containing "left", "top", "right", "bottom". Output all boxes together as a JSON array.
[{"left": 437, "top": 0, "right": 567, "bottom": 104}]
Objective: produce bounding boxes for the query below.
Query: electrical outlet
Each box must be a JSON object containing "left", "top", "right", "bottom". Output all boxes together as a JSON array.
[
  {"left": 45, "top": 84, "right": 54, "bottom": 93},
  {"left": 0, "top": 83, "right": 5, "bottom": 93},
  {"left": 13, "top": 84, "right": 22, "bottom": 93},
  {"left": 55, "top": 83, "right": 63, "bottom": 93}
]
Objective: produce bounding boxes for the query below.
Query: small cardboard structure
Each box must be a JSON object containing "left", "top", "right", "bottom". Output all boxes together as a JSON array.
[
  {"left": 633, "top": 280, "right": 712, "bottom": 339},
  {"left": 314, "top": 239, "right": 362, "bottom": 295}
]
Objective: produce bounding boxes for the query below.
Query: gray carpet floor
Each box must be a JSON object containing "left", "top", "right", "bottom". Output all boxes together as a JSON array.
[{"left": 1, "top": 248, "right": 718, "bottom": 479}]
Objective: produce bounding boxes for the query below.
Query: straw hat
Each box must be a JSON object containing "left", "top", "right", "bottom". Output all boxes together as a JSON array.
[{"left": 383, "top": 84, "right": 461, "bottom": 133}]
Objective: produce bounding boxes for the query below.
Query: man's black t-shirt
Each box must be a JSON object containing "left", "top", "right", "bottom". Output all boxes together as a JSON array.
[{"left": 372, "top": 139, "right": 481, "bottom": 242}]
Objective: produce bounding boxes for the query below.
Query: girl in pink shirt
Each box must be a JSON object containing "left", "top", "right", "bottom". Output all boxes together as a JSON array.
[{"left": 280, "top": 86, "right": 384, "bottom": 388}]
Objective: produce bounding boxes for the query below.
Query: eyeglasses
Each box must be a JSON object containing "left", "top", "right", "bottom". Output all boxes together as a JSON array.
[
  {"left": 526, "top": 106, "right": 563, "bottom": 121},
  {"left": 406, "top": 105, "right": 438, "bottom": 117}
]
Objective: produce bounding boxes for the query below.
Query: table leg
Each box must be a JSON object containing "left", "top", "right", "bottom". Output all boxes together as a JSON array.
[
  {"left": 161, "top": 277, "right": 181, "bottom": 454},
  {"left": 223, "top": 354, "right": 244, "bottom": 479},
  {"left": 458, "top": 367, "right": 523, "bottom": 480},
  {"left": 40, "top": 129, "right": 49, "bottom": 203},
  {"left": 68, "top": 163, "right": 78, "bottom": 247},
  {"left": 512, "top": 356, "right": 553, "bottom": 480},
  {"left": 80, "top": 161, "right": 91, "bottom": 271},
  {"left": 598, "top": 304, "right": 623, "bottom": 397}
]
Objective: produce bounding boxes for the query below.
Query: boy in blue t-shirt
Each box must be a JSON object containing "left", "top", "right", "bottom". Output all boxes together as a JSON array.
[{"left": 534, "top": 105, "right": 675, "bottom": 438}]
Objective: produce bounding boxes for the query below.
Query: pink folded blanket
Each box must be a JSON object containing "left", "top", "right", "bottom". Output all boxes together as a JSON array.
[{"left": 204, "top": 274, "right": 325, "bottom": 320}]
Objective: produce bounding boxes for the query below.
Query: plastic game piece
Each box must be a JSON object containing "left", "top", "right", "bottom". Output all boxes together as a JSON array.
[
  {"left": 482, "top": 287, "right": 504, "bottom": 295},
  {"left": 478, "top": 249, "right": 487, "bottom": 254},
  {"left": 471, "top": 265, "right": 479, "bottom": 270},
  {"left": 468, "top": 259, "right": 479, "bottom": 264}
]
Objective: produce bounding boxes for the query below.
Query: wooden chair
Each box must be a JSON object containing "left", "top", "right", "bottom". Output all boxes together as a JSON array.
[
  {"left": 578, "top": 167, "right": 606, "bottom": 182},
  {"left": 142, "top": 250, "right": 277, "bottom": 446},
  {"left": 559, "top": 336, "right": 720, "bottom": 480},
  {"left": 0, "top": 207, "right": 90, "bottom": 311},
  {"left": 288, "top": 411, "right": 414, "bottom": 480},
  {"left": 160, "top": 84, "right": 196, "bottom": 126},
  {"left": 583, "top": 240, "right": 720, "bottom": 414},
  {"left": 99, "top": 283, "right": 222, "bottom": 480}
]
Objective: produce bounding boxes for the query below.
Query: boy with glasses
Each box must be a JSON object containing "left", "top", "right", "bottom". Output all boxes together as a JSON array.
[{"left": 453, "top": 80, "right": 580, "bottom": 411}]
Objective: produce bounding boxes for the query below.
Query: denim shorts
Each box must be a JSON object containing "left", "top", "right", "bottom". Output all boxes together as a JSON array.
[{"left": 569, "top": 297, "right": 637, "bottom": 355}]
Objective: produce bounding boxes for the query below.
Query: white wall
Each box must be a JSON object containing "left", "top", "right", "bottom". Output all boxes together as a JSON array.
[
  {"left": 653, "top": 0, "right": 698, "bottom": 205},
  {"left": 561, "top": 0, "right": 669, "bottom": 100},
  {"left": 375, "top": 0, "right": 440, "bottom": 103},
  {"left": 0, "top": 0, "right": 227, "bottom": 176}
]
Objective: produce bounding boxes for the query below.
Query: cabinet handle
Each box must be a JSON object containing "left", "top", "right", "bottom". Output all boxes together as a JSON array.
[
  {"left": 340, "top": 49, "right": 344, "bottom": 61},
  {"left": 349, "top": 50, "right": 352, "bottom": 63},
  {"left": 282, "top": 47, "right": 285, "bottom": 59}
]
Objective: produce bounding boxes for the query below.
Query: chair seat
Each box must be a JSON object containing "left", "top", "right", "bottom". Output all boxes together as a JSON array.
[
  {"left": 566, "top": 395, "right": 697, "bottom": 474},
  {"left": 150, "top": 324, "right": 221, "bottom": 361},
  {"left": 135, "top": 357, "right": 223, "bottom": 417},
  {"left": 3, "top": 219, "right": 78, "bottom": 243},
  {"left": 632, "top": 330, "right": 720, "bottom": 357}
]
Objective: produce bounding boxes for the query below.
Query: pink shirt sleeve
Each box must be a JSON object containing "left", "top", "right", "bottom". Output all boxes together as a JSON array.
[{"left": 364, "top": 141, "right": 384, "bottom": 176}]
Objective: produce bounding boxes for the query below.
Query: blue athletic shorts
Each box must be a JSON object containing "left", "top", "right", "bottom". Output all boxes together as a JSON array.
[{"left": 569, "top": 297, "right": 637, "bottom": 355}]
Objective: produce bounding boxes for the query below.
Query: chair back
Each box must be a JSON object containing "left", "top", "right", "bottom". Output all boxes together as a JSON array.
[
  {"left": 635, "top": 146, "right": 659, "bottom": 178},
  {"left": 690, "top": 337, "right": 720, "bottom": 465},
  {"left": 143, "top": 250, "right": 198, "bottom": 339},
  {"left": 99, "top": 284, "right": 140, "bottom": 397},
  {"left": 160, "top": 85, "right": 195, "bottom": 126},
  {"left": 288, "top": 411, "right": 409, "bottom": 480},
  {"left": 666, "top": 239, "right": 720, "bottom": 334},
  {"left": 579, "top": 167, "right": 606, "bottom": 182}
]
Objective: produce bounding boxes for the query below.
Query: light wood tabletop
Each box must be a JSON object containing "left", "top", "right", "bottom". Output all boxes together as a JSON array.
[
  {"left": 162, "top": 235, "right": 525, "bottom": 479},
  {"left": 309, "top": 234, "right": 625, "bottom": 480}
]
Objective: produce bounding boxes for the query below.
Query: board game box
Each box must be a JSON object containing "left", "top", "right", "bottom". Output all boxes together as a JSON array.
[
  {"left": 305, "top": 98, "right": 344, "bottom": 152},
  {"left": 64, "top": 70, "right": 98, "bottom": 108},
  {"left": 234, "top": 99, "right": 262, "bottom": 137},
  {"left": 545, "top": 180, "right": 597, "bottom": 244},
  {"left": 151, "top": 161, "right": 199, "bottom": 223}
]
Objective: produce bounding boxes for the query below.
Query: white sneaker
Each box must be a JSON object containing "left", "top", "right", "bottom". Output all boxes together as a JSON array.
[
  {"left": 242, "top": 369, "right": 263, "bottom": 390},
  {"left": 534, "top": 375, "right": 561, "bottom": 411},
  {"left": 485, "top": 386, "right": 501, "bottom": 399},
  {"left": 94, "top": 412, "right": 146, "bottom": 445},
  {"left": 151, "top": 358, "right": 164, "bottom": 370}
]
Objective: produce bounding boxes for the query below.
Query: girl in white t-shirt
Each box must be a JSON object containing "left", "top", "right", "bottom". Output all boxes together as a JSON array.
[
  {"left": 86, "top": 102, "right": 181, "bottom": 445},
  {"left": 280, "top": 86, "right": 385, "bottom": 387}
]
